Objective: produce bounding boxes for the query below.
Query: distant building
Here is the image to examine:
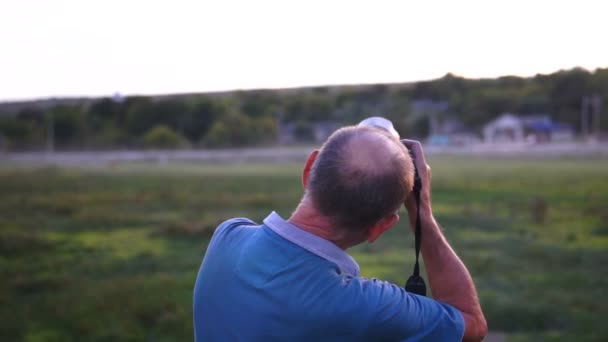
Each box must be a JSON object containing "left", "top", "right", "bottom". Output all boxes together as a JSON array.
[
  {"left": 414, "top": 99, "right": 480, "bottom": 146},
  {"left": 427, "top": 118, "right": 480, "bottom": 146},
  {"left": 483, "top": 113, "right": 574, "bottom": 143},
  {"left": 411, "top": 99, "right": 478, "bottom": 145}
]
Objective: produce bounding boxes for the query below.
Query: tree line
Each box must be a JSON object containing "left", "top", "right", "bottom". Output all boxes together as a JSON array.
[{"left": 0, "top": 67, "right": 606, "bottom": 151}]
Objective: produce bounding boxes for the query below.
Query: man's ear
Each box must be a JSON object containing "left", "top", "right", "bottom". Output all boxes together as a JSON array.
[
  {"left": 302, "top": 150, "right": 319, "bottom": 189},
  {"left": 367, "top": 214, "right": 399, "bottom": 243}
]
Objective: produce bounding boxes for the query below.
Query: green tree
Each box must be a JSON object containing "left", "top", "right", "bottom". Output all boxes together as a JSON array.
[
  {"left": 284, "top": 93, "right": 333, "bottom": 123},
  {"left": 238, "top": 90, "right": 281, "bottom": 118},
  {"left": 204, "top": 121, "right": 229, "bottom": 147},
  {"left": 249, "top": 116, "right": 278, "bottom": 144},
  {"left": 203, "top": 109, "right": 277, "bottom": 147},
  {"left": 545, "top": 68, "right": 593, "bottom": 130},
  {"left": 181, "top": 97, "right": 225, "bottom": 143},
  {"left": 142, "top": 125, "right": 187, "bottom": 149},
  {"left": 88, "top": 98, "right": 123, "bottom": 129},
  {"left": 124, "top": 97, "right": 152, "bottom": 137},
  {"left": 49, "top": 105, "right": 86, "bottom": 148}
]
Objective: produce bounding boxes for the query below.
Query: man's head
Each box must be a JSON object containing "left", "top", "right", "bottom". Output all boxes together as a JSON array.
[{"left": 302, "top": 125, "right": 415, "bottom": 241}]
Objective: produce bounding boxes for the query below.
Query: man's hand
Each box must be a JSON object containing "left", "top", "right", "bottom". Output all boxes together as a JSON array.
[{"left": 399, "top": 139, "right": 487, "bottom": 342}]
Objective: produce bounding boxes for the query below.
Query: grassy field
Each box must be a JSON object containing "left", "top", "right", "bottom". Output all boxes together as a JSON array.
[{"left": 1, "top": 157, "right": 607, "bottom": 341}]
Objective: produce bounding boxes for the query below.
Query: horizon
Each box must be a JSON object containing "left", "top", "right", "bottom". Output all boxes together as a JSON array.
[
  {"left": 2, "top": 0, "right": 607, "bottom": 102},
  {"left": 1, "top": 66, "right": 604, "bottom": 105}
]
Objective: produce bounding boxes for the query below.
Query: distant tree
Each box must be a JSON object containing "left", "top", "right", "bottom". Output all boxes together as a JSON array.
[
  {"left": 591, "top": 68, "right": 608, "bottom": 93},
  {"left": 142, "top": 125, "right": 187, "bottom": 149},
  {"left": 89, "top": 98, "right": 121, "bottom": 121},
  {"left": 49, "top": 105, "right": 85, "bottom": 148},
  {"left": 203, "top": 109, "right": 277, "bottom": 147},
  {"left": 238, "top": 90, "right": 281, "bottom": 118},
  {"left": 124, "top": 97, "right": 155, "bottom": 137},
  {"left": 250, "top": 116, "right": 278, "bottom": 144},
  {"left": 125, "top": 98, "right": 186, "bottom": 137},
  {"left": 203, "top": 110, "right": 251, "bottom": 147},
  {"left": 154, "top": 100, "right": 187, "bottom": 131},
  {"left": 11, "top": 107, "right": 47, "bottom": 149},
  {"left": 590, "top": 68, "right": 608, "bottom": 132},
  {"left": 88, "top": 98, "right": 123, "bottom": 129},
  {"left": 204, "top": 121, "right": 229, "bottom": 147},
  {"left": 16, "top": 107, "right": 45, "bottom": 124},
  {"left": 545, "top": 68, "right": 593, "bottom": 130},
  {"left": 181, "top": 97, "right": 225, "bottom": 143},
  {"left": 0, "top": 117, "right": 29, "bottom": 140},
  {"left": 1, "top": 66, "right": 605, "bottom": 149},
  {"left": 0, "top": 117, "right": 29, "bottom": 150},
  {"left": 284, "top": 93, "right": 333, "bottom": 123}
]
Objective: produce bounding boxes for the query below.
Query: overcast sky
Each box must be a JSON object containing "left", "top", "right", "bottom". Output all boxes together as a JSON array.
[{"left": 1, "top": 0, "right": 606, "bottom": 101}]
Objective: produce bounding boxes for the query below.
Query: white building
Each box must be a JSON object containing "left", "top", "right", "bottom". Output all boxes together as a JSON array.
[{"left": 483, "top": 113, "right": 574, "bottom": 143}]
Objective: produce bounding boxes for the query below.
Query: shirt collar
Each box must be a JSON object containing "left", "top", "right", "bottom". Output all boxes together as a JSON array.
[{"left": 263, "top": 211, "right": 360, "bottom": 276}]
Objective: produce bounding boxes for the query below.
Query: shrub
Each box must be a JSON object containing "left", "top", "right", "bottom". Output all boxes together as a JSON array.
[{"left": 141, "top": 125, "right": 187, "bottom": 149}]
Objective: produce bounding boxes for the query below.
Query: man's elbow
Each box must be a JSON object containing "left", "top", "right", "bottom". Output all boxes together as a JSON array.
[{"left": 463, "top": 315, "right": 487, "bottom": 342}]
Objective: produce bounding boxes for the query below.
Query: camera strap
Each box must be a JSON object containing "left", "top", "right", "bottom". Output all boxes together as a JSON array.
[{"left": 405, "top": 167, "right": 427, "bottom": 296}]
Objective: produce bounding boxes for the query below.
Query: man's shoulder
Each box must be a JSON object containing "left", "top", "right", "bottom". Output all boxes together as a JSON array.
[
  {"left": 207, "top": 217, "right": 259, "bottom": 246},
  {"left": 215, "top": 217, "right": 258, "bottom": 234}
]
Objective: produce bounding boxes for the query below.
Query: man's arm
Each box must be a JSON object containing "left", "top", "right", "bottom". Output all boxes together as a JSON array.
[
  {"left": 402, "top": 140, "right": 487, "bottom": 342},
  {"left": 418, "top": 210, "right": 487, "bottom": 341}
]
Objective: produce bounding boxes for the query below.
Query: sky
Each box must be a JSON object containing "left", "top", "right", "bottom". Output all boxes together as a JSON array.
[{"left": 1, "top": 0, "right": 607, "bottom": 101}]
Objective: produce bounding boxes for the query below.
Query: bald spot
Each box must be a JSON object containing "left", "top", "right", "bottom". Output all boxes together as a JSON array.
[{"left": 340, "top": 128, "right": 412, "bottom": 187}]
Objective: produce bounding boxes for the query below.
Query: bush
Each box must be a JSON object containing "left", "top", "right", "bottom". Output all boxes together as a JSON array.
[
  {"left": 141, "top": 125, "right": 187, "bottom": 149},
  {"left": 202, "top": 110, "right": 276, "bottom": 147},
  {"left": 204, "top": 121, "right": 230, "bottom": 147}
]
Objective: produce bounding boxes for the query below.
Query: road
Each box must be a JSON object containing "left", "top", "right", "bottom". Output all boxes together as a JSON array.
[{"left": 1, "top": 142, "right": 607, "bottom": 166}]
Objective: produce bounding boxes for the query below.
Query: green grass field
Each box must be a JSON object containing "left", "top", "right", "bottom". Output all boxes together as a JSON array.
[{"left": 1, "top": 157, "right": 607, "bottom": 341}]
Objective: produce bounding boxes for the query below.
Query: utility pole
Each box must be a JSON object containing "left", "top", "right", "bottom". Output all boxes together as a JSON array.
[
  {"left": 581, "top": 95, "right": 602, "bottom": 141},
  {"left": 47, "top": 111, "right": 54, "bottom": 153},
  {"left": 591, "top": 94, "right": 602, "bottom": 139},
  {"left": 581, "top": 96, "right": 589, "bottom": 138}
]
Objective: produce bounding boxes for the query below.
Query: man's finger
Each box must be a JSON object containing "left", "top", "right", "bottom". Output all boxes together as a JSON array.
[{"left": 400, "top": 139, "right": 427, "bottom": 171}]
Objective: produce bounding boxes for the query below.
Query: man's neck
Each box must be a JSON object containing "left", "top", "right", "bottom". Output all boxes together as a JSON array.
[{"left": 288, "top": 200, "right": 361, "bottom": 250}]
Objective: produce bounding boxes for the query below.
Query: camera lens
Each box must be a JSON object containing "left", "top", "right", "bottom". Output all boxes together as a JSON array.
[{"left": 358, "top": 117, "right": 400, "bottom": 139}]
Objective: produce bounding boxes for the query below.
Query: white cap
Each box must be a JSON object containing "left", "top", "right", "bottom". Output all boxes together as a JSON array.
[{"left": 357, "top": 116, "right": 400, "bottom": 138}]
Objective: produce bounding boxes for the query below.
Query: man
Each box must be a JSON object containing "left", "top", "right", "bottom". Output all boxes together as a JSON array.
[{"left": 193, "top": 124, "right": 487, "bottom": 341}]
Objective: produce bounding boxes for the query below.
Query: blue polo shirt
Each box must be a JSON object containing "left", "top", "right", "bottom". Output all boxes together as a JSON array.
[{"left": 193, "top": 212, "right": 464, "bottom": 341}]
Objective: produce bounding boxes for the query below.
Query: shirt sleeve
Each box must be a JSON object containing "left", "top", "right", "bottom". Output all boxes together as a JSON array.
[{"left": 346, "top": 277, "right": 465, "bottom": 341}]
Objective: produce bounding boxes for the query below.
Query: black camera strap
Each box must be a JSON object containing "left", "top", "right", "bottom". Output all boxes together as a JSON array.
[{"left": 405, "top": 160, "right": 427, "bottom": 296}]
